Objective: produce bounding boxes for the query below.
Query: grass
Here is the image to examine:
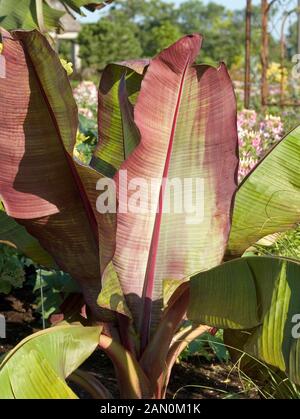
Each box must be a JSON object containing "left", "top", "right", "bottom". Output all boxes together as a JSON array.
[
  {"left": 179, "top": 337, "right": 300, "bottom": 399},
  {"left": 253, "top": 226, "right": 300, "bottom": 260}
]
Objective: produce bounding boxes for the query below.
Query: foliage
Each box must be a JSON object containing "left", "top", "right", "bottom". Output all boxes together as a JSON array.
[
  {"left": 0, "top": 0, "right": 112, "bottom": 32},
  {"left": 267, "top": 62, "right": 287, "bottom": 85},
  {"left": 147, "top": 21, "right": 183, "bottom": 55},
  {"left": 181, "top": 329, "right": 229, "bottom": 363},
  {"left": 254, "top": 226, "right": 300, "bottom": 261},
  {"left": 110, "top": 0, "right": 179, "bottom": 57},
  {"left": 175, "top": 0, "right": 245, "bottom": 66},
  {"left": 228, "top": 122, "right": 300, "bottom": 257},
  {"left": 80, "top": 0, "right": 240, "bottom": 70},
  {"left": 77, "top": 0, "right": 282, "bottom": 73},
  {"left": 189, "top": 257, "right": 300, "bottom": 385},
  {"left": 60, "top": 58, "right": 73, "bottom": 77},
  {"left": 0, "top": 324, "right": 101, "bottom": 398},
  {"left": 73, "top": 81, "right": 98, "bottom": 162},
  {"left": 33, "top": 269, "right": 79, "bottom": 320},
  {"left": 74, "top": 131, "right": 94, "bottom": 163},
  {"left": 1, "top": 29, "right": 300, "bottom": 400},
  {"left": 78, "top": 17, "right": 142, "bottom": 72},
  {"left": 0, "top": 245, "right": 25, "bottom": 294},
  {"left": 58, "top": 40, "right": 73, "bottom": 63}
]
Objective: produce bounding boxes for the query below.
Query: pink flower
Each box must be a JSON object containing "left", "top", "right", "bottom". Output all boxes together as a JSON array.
[
  {"left": 237, "top": 109, "right": 284, "bottom": 182},
  {"left": 252, "top": 138, "right": 261, "bottom": 148},
  {"left": 78, "top": 107, "right": 93, "bottom": 119}
]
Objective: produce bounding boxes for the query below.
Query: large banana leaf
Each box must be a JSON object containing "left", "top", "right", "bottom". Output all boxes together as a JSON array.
[
  {"left": 0, "top": 324, "right": 101, "bottom": 398},
  {"left": 91, "top": 61, "right": 149, "bottom": 177},
  {"left": 100, "top": 35, "right": 239, "bottom": 340},
  {"left": 0, "top": 29, "right": 145, "bottom": 320},
  {"left": 188, "top": 256, "right": 300, "bottom": 385},
  {"left": 90, "top": 61, "right": 149, "bottom": 270},
  {"left": 228, "top": 125, "right": 300, "bottom": 256},
  {"left": 0, "top": 201, "right": 54, "bottom": 267},
  {"left": 0, "top": 28, "right": 105, "bottom": 317}
]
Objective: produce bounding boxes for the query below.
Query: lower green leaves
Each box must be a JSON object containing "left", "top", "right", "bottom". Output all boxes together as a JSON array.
[
  {"left": 0, "top": 202, "right": 54, "bottom": 268},
  {"left": 0, "top": 323, "right": 101, "bottom": 399},
  {"left": 188, "top": 257, "right": 260, "bottom": 329},
  {"left": 188, "top": 256, "right": 300, "bottom": 384}
]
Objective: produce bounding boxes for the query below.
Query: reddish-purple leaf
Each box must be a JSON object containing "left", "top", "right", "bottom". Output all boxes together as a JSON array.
[{"left": 100, "top": 35, "right": 239, "bottom": 343}]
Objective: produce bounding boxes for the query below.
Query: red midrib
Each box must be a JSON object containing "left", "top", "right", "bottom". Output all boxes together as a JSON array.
[{"left": 139, "top": 58, "right": 190, "bottom": 352}]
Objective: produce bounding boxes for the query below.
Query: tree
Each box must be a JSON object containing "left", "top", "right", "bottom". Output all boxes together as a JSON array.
[
  {"left": 78, "top": 17, "right": 142, "bottom": 72},
  {"left": 110, "top": 0, "right": 179, "bottom": 56},
  {"left": 176, "top": 0, "right": 246, "bottom": 67},
  {"left": 77, "top": 0, "right": 281, "bottom": 72},
  {"left": 147, "top": 21, "right": 183, "bottom": 55},
  {"left": 102, "top": 0, "right": 246, "bottom": 67},
  {"left": 287, "top": 20, "right": 299, "bottom": 57}
]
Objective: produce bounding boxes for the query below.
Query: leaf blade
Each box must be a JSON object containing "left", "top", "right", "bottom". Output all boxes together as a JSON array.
[
  {"left": 103, "top": 35, "right": 239, "bottom": 335},
  {"left": 188, "top": 256, "right": 300, "bottom": 385},
  {"left": 0, "top": 29, "right": 103, "bottom": 318},
  {"left": 0, "top": 324, "right": 101, "bottom": 399}
]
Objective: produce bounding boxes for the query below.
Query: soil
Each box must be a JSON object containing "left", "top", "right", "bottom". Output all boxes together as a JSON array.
[{"left": 0, "top": 287, "right": 259, "bottom": 399}]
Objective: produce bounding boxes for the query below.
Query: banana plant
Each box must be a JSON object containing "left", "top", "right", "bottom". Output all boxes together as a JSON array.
[{"left": 1, "top": 28, "right": 300, "bottom": 399}]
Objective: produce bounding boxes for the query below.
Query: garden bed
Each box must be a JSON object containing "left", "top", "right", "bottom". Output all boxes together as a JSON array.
[{"left": 0, "top": 287, "right": 259, "bottom": 400}]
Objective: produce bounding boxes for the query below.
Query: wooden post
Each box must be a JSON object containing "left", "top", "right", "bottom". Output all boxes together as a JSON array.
[
  {"left": 280, "top": 14, "right": 287, "bottom": 106},
  {"left": 298, "top": 0, "right": 300, "bottom": 54},
  {"left": 0, "top": 314, "right": 6, "bottom": 338},
  {"left": 261, "top": 0, "right": 278, "bottom": 108},
  {"left": 261, "top": 0, "right": 269, "bottom": 108},
  {"left": 244, "top": 0, "right": 252, "bottom": 109},
  {"left": 280, "top": 10, "right": 297, "bottom": 106},
  {"left": 72, "top": 42, "right": 82, "bottom": 73}
]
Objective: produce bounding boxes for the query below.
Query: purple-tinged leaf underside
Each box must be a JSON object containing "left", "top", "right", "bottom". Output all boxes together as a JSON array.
[
  {"left": 99, "top": 35, "right": 239, "bottom": 344},
  {"left": 0, "top": 29, "right": 108, "bottom": 319}
]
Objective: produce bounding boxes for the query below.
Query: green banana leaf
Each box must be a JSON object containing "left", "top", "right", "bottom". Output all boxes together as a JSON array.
[
  {"left": 188, "top": 256, "right": 300, "bottom": 385},
  {"left": 0, "top": 0, "right": 63, "bottom": 31},
  {"left": 0, "top": 0, "right": 112, "bottom": 31},
  {"left": 91, "top": 61, "right": 148, "bottom": 177},
  {"left": 228, "top": 125, "right": 300, "bottom": 256},
  {"left": 0, "top": 324, "right": 101, "bottom": 399}
]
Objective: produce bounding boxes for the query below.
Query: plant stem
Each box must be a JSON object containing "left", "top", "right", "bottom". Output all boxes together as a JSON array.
[
  {"left": 99, "top": 334, "right": 153, "bottom": 399},
  {"left": 68, "top": 369, "right": 113, "bottom": 399},
  {"left": 160, "top": 324, "right": 212, "bottom": 398},
  {"left": 140, "top": 282, "right": 190, "bottom": 392}
]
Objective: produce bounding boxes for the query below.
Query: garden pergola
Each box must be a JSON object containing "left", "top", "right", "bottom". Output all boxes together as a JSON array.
[{"left": 244, "top": 0, "right": 300, "bottom": 108}]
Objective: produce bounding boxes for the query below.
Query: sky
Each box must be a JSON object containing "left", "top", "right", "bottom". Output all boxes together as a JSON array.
[{"left": 78, "top": 0, "right": 261, "bottom": 24}]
